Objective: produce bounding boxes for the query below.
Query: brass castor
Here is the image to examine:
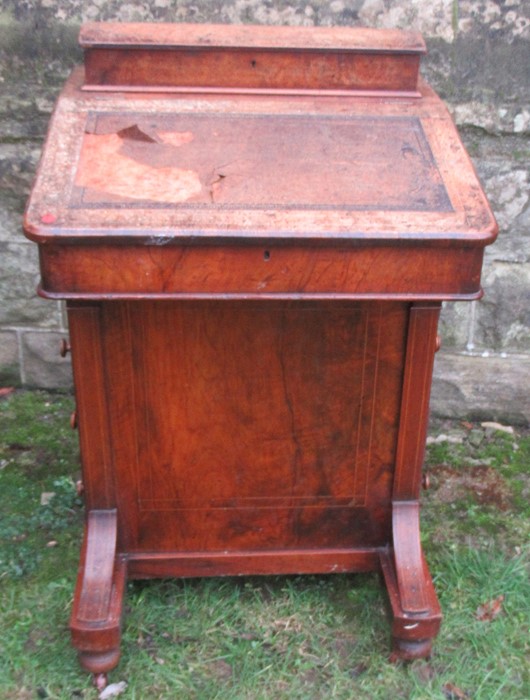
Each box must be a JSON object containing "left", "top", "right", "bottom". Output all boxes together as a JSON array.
[{"left": 93, "top": 672, "right": 108, "bottom": 691}]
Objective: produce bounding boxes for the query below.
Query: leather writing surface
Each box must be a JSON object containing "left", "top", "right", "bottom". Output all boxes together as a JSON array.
[{"left": 73, "top": 112, "right": 452, "bottom": 213}]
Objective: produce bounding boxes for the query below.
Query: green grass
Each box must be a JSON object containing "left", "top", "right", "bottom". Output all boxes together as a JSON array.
[{"left": 1, "top": 391, "right": 529, "bottom": 699}]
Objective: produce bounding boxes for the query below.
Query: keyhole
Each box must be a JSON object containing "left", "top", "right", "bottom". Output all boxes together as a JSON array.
[{"left": 263, "top": 250, "right": 271, "bottom": 261}]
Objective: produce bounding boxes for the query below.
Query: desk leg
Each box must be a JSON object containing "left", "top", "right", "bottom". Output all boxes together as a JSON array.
[
  {"left": 381, "top": 501, "right": 442, "bottom": 660},
  {"left": 381, "top": 302, "right": 442, "bottom": 660},
  {"left": 70, "top": 509, "right": 126, "bottom": 684}
]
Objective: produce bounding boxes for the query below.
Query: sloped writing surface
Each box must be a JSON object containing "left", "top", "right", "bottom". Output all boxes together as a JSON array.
[{"left": 72, "top": 112, "right": 452, "bottom": 213}]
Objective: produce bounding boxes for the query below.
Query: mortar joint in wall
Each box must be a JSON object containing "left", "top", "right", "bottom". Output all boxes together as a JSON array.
[
  {"left": 455, "top": 349, "right": 530, "bottom": 360},
  {"left": 466, "top": 300, "right": 478, "bottom": 352},
  {"left": 1, "top": 326, "right": 61, "bottom": 333}
]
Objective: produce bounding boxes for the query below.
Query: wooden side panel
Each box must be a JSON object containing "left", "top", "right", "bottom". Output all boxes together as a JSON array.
[
  {"left": 106, "top": 301, "right": 408, "bottom": 557},
  {"left": 98, "top": 303, "right": 141, "bottom": 552},
  {"left": 67, "top": 303, "right": 115, "bottom": 510},
  {"left": 393, "top": 302, "right": 441, "bottom": 501}
]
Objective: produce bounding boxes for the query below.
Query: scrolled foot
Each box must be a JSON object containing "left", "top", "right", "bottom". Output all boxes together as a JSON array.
[
  {"left": 379, "top": 502, "right": 442, "bottom": 660},
  {"left": 70, "top": 511, "right": 127, "bottom": 677}
]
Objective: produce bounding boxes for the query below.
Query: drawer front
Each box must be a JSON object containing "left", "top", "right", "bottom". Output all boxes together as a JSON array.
[{"left": 39, "top": 243, "right": 484, "bottom": 300}]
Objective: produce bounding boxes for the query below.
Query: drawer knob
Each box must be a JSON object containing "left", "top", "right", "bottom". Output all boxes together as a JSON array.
[
  {"left": 60, "top": 339, "right": 71, "bottom": 357},
  {"left": 70, "top": 410, "right": 78, "bottom": 430}
]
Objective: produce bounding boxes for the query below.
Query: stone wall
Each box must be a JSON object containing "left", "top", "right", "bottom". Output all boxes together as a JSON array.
[{"left": 1, "top": 1, "right": 529, "bottom": 423}]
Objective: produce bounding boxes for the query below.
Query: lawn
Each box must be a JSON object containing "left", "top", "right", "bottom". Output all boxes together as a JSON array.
[{"left": 0, "top": 390, "right": 528, "bottom": 699}]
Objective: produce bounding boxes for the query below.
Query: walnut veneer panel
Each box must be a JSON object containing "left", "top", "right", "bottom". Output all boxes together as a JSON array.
[{"left": 101, "top": 301, "right": 407, "bottom": 553}]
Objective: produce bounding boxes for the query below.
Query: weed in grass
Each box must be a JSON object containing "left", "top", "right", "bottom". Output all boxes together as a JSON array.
[
  {"left": 0, "top": 392, "right": 82, "bottom": 580},
  {"left": 0, "top": 391, "right": 529, "bottom": 699}
]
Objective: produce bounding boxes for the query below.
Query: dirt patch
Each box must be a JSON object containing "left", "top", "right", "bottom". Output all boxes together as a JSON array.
[
  {"left": 206, "top": 659, "right": 233, "bottom": 681},
  {"left": 429, "top": 464, "right": 512, "bottom": 510}
]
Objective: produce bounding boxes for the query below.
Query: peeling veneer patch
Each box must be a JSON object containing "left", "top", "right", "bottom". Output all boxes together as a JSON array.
[{"left": 76, "top": 129, "right": 201, "bottom": 203}]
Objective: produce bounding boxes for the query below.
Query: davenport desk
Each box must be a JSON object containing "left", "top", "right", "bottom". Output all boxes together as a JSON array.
[{"left": 24, "top": 23, "right": 497, "bottom": 682}]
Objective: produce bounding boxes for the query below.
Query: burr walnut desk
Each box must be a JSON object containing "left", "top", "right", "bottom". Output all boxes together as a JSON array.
[{"left": 24, "top": 23, "right": 497, "bottom": 681}]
